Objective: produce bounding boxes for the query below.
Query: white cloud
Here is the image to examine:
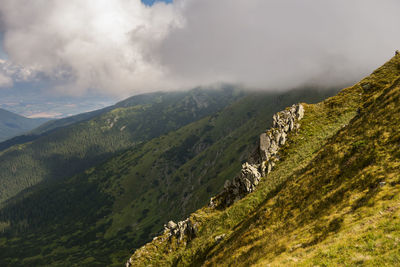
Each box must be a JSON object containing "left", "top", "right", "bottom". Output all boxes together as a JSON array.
[
  {"left": 0, "top": 0, "right": 400, "bottom": 96},
  {"left": 0, "top": 0, "right": 181, "bottom": 96},
  {"left": 0, "top": 58, "right": 39, "bottom": 86}
]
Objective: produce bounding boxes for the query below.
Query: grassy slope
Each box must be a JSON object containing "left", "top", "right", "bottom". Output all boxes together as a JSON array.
[
  {"left": 0, "top": 89, "right": 241, "bottom": 204},
  {"left": 128, "top": 54, "right": 400, "bottom": 266},
  {"left": 0, "top": 89, "right": 335, "bottom": 266}
]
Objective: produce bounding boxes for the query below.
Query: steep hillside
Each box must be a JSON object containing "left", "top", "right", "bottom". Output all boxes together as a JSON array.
[
  {"left": 0, "top": 88, "right": 242, "bottom": 204},
  {"left": 0, "top": 108, "right": 111, "bottom": 153},
  {"left": 29, "top": 92, "right": 167, "bottom": 136},
  {"left": 127, "top": 54, "right": 400, "bottom": 266},
  {"left": 0, "top": 108, "right": 48, "bottom": 142},
  {"left": 0, "top": 88, "right": 336, "bottom": 266},
  {"left": 0, "top": 92, "right": 193, "bottom": 153}
]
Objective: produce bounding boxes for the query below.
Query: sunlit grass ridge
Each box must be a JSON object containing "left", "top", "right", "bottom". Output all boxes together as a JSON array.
[{"left": 129, "top": 53, "right": 400, "bottom": 266}]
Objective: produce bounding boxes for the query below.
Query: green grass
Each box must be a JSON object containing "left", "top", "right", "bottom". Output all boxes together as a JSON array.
[{"left": 128, "top": 54, "right": 400, "bottom": 266}]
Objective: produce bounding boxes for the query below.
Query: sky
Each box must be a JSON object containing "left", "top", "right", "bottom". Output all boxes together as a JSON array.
[
  {"left": 0, "top": 0, "right": 400, "bottom": 117},
  {"left": 142, "top": 0, "right": 172, "bottom": 6}
]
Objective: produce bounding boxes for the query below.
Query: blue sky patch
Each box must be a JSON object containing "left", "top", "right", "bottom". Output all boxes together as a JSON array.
[{"left": 141, "top": 0, "right": 172, "bottom": 6}]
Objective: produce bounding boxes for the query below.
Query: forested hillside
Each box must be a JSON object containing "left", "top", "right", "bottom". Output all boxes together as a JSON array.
[
  {"left": 0, "top": 108, "right": 48, "bottom": 142},
  {"left": 0, "top": 88, "right": 242, "bottom": 204},
  {"left": 127, "top": 55, "right": 400, "bottom": 266},
  {"left": 0, "top": 88, "right": 336, "bottom": 266}
]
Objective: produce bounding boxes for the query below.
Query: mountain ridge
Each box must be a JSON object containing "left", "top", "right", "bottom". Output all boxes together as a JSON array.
[
  {"left": 126, "top": 53, "right": 400, "bottom": 266},
  {"left": 0, "top": 108, "right": 49, "bottom": 142},
  {"left": 0, "top": 88, "right": 336, "bottom": 266},
  {"left": 0, "top": 88, "right": 244, "bottom": 205}
]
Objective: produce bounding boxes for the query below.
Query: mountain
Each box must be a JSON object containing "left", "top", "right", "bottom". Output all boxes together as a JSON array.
[
  {"left": 0, "top": 108, "right": 49, "bottom": 142},
  {"left": 0, "top": 87, "right": 336, "bottom": 266},
  {"left": 0, "top": 107, "right": 112, "bottom": 153},
  {"left": 0, "top": 88, "right": 245, "bottom": 204},
  {"left": 126, "top": 54, "right": 400, "bottom": 266},
  {"left": 0, "top": 92, "right": 174, "bottom": 153},
  {"left": 28, "top": 91, "right": 165, "bottom": 136}
]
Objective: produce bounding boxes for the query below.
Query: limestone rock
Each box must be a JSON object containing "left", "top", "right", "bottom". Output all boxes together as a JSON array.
[
  {"left": 209, "top": 104, "right": 305, "bottom": 209},
  {"left": 289, "top": 119, "right": 294, "bottom": 131},
  {"left": 267, "top": 162, "right": 273, "bottom": 174},
  {"left": 259, "top": 133, "right": 270, "bottom": 161},
  {"left": 167, "top": 220, "right": 177, "bottom": 230},
  {"left": 215, "top": 234, "right": 226, "bottom": 243},
  {"left": 297, "top": 104, "right": 305, "bottom": 120},
  {"left": 279, "top": 132, "right": 287, "bottom": 145},
  {"left": 240, "top": 162, "right": 261, "bottom": 192},
  {"left": 163, "top": 218, "right": 197, "bottom": 243}
]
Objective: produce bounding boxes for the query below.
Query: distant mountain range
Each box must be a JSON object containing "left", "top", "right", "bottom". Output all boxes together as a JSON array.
[{"left": 0, "top": 108, "right": 49, "bottom": 142}]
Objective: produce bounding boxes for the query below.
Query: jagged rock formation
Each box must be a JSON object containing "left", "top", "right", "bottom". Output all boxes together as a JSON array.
[
  {"left": 126, "top": 219, "right": 198, "bottom": 266},
  {"left": 153, "top": 104, "right": 305, "bottom": 248},
  {"left": 126, "top": 104, "right": 305, "bottom": 266},
  {"left": 163, "top": 218, "right": 197, "bottom": 242},
  {"left": 209, "top": 104, "right": 304, "bottom": 208}
]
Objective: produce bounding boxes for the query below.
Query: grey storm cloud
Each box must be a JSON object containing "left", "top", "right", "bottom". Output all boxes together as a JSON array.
[{"left": 0, "top": 0, "right": 399, "bottom": 96}]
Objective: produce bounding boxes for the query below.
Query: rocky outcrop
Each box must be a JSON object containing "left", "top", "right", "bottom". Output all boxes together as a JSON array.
[
  {"left": 125, "top": 218, "right": 198, "bottom": 266},
  {"left": 209, "top": 104, "right": 304, "bottom": 209},
  {"left": 126, "top": 104, "right": 305, "bottom": 266},
  {"left": 163, "top": 218, "right": 197, "bottom": 242}
]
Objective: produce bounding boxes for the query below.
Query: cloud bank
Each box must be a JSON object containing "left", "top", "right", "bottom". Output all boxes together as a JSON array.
[
  {"left": 0, "top": 0, "right": 399, "bottom": 96},
  {"left": 0, "top": 59, "right": 40, "bottom": 88}
]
